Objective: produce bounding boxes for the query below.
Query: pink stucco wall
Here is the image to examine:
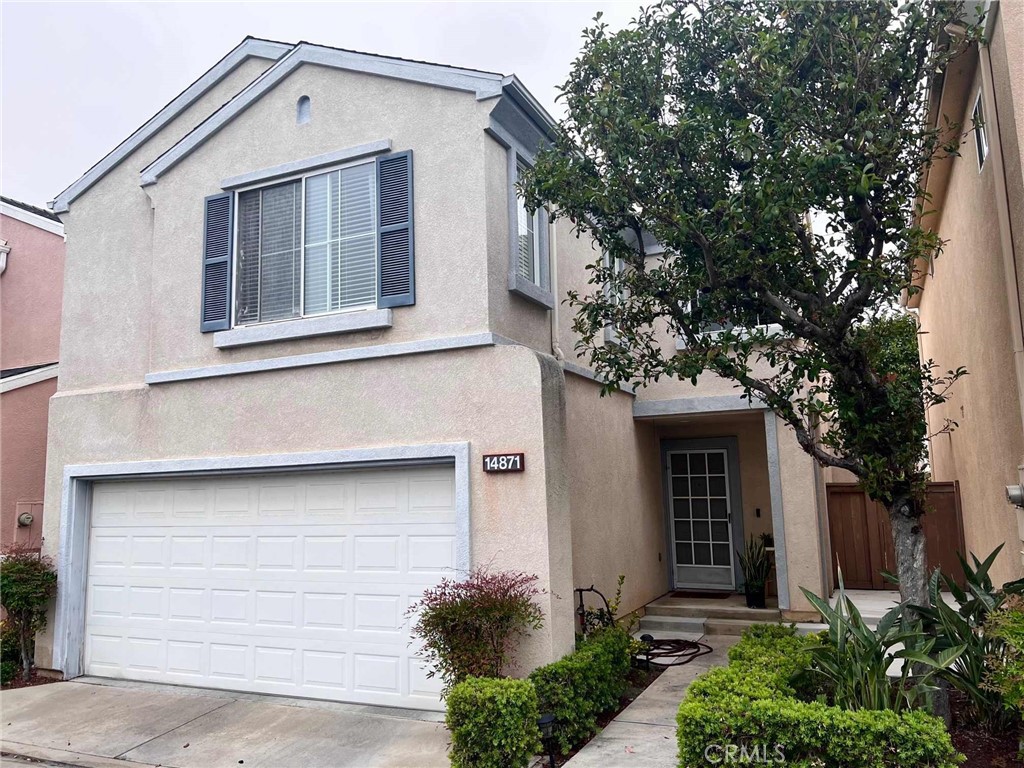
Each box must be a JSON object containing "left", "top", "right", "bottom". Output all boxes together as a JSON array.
[
  {"left": 1, "top": 378, "right": 57, "bottom": 549},
  {"left": 1, "top": 213, "right": 64, "bottom": 370},
  {"left": 1, "top": 210, "right": 64, "bottom": 551}
]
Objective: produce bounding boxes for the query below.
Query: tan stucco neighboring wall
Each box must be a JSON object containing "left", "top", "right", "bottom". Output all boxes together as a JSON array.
[
  {"left": 564, "top": 374, "right": 665, "bottom": 617},
  {"left": 918, "top": 55, "right": 1024, "bottom": 586},
  {"left": 38, "top": 344, "right": 576, "bottom": 673}
]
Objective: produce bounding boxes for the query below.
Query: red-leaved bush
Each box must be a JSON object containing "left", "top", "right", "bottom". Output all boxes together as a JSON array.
[{"left": 408, "top": 568, "right": 546, "bottom": 695}]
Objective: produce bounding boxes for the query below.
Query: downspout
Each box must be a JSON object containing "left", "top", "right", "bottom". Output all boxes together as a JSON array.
[{"left": 549, "top": 218, "right": 565, "bottom": 362}]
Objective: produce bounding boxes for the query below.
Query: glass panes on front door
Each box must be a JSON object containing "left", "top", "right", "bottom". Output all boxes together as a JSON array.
[{"left": 670, "top": 449, "right": 735, "bottom": 589}]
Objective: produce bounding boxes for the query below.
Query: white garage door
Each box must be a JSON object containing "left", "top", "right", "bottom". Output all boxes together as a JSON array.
[{"left": 83, "top": 465, "right": 456, "bottom": 710}]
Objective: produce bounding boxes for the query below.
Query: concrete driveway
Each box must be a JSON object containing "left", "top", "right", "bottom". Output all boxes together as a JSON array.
[{"left": 1, "top": 678, "right": 449, "bottom": 768}]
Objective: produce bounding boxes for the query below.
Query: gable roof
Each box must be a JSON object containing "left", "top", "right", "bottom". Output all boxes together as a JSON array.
[
  {"left": 1, "top": 196, "right": 65, "bottom": 236},
  {"left": 50, "top": 37, "right": 291, "bottom": 213},
  {"left": 140, "top": 41, "right": 556, "bottom": 187}
]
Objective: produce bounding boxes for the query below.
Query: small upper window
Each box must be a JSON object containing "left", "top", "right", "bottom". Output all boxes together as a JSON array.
[
  {"left": 297, "top": 96, "right": 312, "bottom": 125},
  {"left": 973, "top": 90, "right": 989, "bottom": 171},
  {"left": 515, "top": 159, "right": 541, "bottom": 285}
]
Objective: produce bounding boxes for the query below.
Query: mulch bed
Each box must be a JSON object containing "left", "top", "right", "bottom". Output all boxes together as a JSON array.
[
  {"left": 1, "top": 669, "right": 60, "bottom": 691},
  {"left": 948, "top": 691, "right": 1022, "bottom": 767}
]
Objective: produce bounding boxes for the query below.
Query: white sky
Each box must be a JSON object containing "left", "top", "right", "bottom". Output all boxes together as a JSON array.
[{"left": 0, "top": 1, "right": 638, "bottom": 208}]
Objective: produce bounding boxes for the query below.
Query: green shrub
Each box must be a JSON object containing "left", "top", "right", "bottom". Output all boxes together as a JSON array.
[
  {"left": 0, "top": 621, "right": 18, "bottom": 685},
  {"left": 984, "top": 594, "right": 1024, "bottom": 712},
  {"left": 446, "top": 677, "right": 541, "bottom": 768},
  {"left": 677, "top": 625, "right": 963, "bottom": 768},
  {"left": 408, "top": 567, "right": 545, "bottom": 696},
  {"left": 529, "top": 626, "right": 631, "bottom": 755},
  {"left": 803, "top": 581, "right": 962, "bottom": 712},
  {"left": 0, "top": 546, "right": 57, "bottom": 683},
  {"left": 916, "top": 545, "right": 1023, "bottom": 731}
]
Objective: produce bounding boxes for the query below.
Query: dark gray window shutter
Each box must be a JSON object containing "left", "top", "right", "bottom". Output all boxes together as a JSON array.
[
  {"left": 377, "top": 151, "right": 414, "bottom": 308},
  {"left": 201, "top": 192, "right": 233, "bottom": 332}
]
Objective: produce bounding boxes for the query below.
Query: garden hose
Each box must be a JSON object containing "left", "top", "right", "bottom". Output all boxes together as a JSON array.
[{"left": 637, "top": 634, "right": 714, "bottom": 666}]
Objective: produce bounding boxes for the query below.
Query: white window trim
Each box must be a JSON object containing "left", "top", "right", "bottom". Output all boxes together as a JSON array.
[
  {"left": 230, "top": 157, "right": 379, "bottom": 330},
  {"left": 973, "top": 89, "right": 989, "bottom": 172},
  {"left": 603, "top": 252, "right": 625, "bottom": 346}
]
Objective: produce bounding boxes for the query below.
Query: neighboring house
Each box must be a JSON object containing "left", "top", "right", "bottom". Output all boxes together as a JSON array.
[
  {"left": 40, "top": 37, "right": 837, "bottom": 712},
  {"left": 0, "top": 196, "right": 64, "bottom": 552},
  {"left": 909, "top": 0, "right": 1024, "bottom": 588}
]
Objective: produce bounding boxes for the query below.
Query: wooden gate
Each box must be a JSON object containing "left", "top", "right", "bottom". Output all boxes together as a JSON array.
[{"left": 826, "top": 482, "right": 966, "bottom": 590}]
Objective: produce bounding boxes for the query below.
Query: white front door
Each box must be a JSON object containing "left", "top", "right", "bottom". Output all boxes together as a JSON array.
[
  {"left": 668, "top": 449, "right": 736, "bottom": 590},
  {"left": 83, "top": 465, "right": 456, "bottom": 710}
]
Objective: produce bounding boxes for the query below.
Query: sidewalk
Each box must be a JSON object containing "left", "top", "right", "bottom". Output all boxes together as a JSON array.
[{"left": 563, "top": 635, "right": 737, "bottom": 768}]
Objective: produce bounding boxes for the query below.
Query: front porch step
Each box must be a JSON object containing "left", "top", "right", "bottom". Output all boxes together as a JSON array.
[
  {"left": 646, "top": 599, "right": 782, "bottom": 622},
  {"left": 637, "top": 614, "right": 706, "bottom": 634},
  {"left": 704, "top": 617, "right": 782, "bottom": 635}
]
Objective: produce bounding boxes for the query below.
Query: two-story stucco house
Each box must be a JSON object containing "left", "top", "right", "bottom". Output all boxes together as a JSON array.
[
  {"left": 39, "top": 37, "right": 831, "bottom": 711},
  {"left": 1, "top": 196, "right": 64, "bottom": 552},
  {"left": 909, "top": 0, "right": 1024, "bottom": 588}
]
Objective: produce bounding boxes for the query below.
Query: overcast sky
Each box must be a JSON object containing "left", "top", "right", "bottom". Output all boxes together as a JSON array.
[{"left": 0, "top": 1, "right": 638, "bottom": 208}]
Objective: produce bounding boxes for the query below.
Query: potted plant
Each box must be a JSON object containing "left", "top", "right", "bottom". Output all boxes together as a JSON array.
[{"left": 738, "top": 535, "right": 772, "bottom": 609}]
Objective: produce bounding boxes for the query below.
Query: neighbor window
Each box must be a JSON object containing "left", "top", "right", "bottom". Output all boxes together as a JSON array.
[
  {"left": 973, "top": 90, "right": 989, "bottom": 171},
  {"left": 515, "top": 159, "right": 541, "bottom": 285},
  {"left": 235, "top": 162, "right": 377, "bottom": 325}
]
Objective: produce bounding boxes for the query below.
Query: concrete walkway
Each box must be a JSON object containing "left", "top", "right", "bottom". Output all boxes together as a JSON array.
[
  {"left": 1, "top": 678, "right": 448, "bottom": 768},
  {"left": 563, "top": 635, "right": 737, "bottom": 768}
]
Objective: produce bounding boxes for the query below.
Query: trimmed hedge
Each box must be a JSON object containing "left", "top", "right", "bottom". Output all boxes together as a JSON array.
[
  {"left": 529, "top": 627, "right": 631, "bottom": 754},
  {"left": 446, "top": 677, "right": 541, "bottom": 768},
  {"left": 677, "top": 625, "right": 963, "bottom": 768},
  {"left": 445, "top": 627, "right": 633, "bottom": 765}
]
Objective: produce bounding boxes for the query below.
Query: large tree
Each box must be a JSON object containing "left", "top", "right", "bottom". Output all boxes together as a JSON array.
[{"left": 523, "top": 0, "right": 980, "bottom": 607}]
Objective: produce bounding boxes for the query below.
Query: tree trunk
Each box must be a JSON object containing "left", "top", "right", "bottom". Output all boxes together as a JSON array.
[
  {"left": 887, "top": 495, "right": 929, "bottom": 614},
  {"left": 18, "top": 616, "right": 31, "bottom": 683}
]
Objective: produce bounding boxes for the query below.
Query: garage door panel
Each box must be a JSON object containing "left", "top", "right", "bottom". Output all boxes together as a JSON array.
[{"left": 84, "top": 467, "right": 454, "bottom": 710}]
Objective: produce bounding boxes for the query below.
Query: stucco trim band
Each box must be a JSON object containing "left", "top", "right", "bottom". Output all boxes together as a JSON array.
[
  {"left": 51, "top": 39, "right": 291, "bottom": 213},
  {"left": 146, "top": 332, "right": 514, "bottom": 384},
  {"left": 213, "top": 309, "right": 393, "bottom": 348},
  {"left": 51, "top": 442, "right": 471, "bottom": 679},
  {"left": 0, "top": 363, "right": 59, "bottom": 393},
  {"left": 220, "top": 140, "right": 392, "bottom": 190},
  {"left": 633, "top": 394, "right": 766, "bottom": 419}
]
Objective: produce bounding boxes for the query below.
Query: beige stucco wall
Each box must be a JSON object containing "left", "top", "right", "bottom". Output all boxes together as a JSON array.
[
  {"left": 917, "top": 42, "right": 1024, "bottom": 587},
  {"left": 57, "top": 55, "right": 275, "bottom": 393},
  {"left": 564, "top": 374, "right": 665, "bottom": 617},
  {"left": 38, "top": 345, "right": 576, "bottom": 673}
]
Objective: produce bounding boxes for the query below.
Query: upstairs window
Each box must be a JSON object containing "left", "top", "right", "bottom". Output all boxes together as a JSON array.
[
  {"left": 515, "top": 159, "right": 541, "bottom": 285},
  {"left": 973, "top": 90, "right": 989, "bottom": 171},
  {"left": 235, "top": 162, "right": 377, "bottom": 326}
]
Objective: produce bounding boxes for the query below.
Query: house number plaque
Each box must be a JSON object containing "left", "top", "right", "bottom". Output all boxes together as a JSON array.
[{"left": 482, "top": 453, "right": 525, "bottom": 473}]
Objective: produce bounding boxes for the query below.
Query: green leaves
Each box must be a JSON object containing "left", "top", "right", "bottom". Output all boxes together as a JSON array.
[
  {"left": 446, "top": 677, "right": 541, "bottom": 768},
  {"left": 801, "top": 573, "right": 963, "bottom": 713},
  {"left": 676, "top": 623, "right": 963, "bottom": 767},
  {"left": 0, "top": 546, "right": 57, "bottom": 682},
  {"left": 522, "top": 0, "right": 982, "bottom": 551}
]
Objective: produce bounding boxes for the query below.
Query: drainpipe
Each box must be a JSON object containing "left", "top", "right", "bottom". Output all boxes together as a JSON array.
[
  {"left": 549, "top": 218, "right": 565, "bottom": 362},
  {"left": 975, "top": 6, "right": 1024, "bottom": 534}
]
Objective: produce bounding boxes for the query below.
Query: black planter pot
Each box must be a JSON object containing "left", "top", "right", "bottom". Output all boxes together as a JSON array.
[{"left": 745, "top": 586, "right": 766, "bottom": 609}]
